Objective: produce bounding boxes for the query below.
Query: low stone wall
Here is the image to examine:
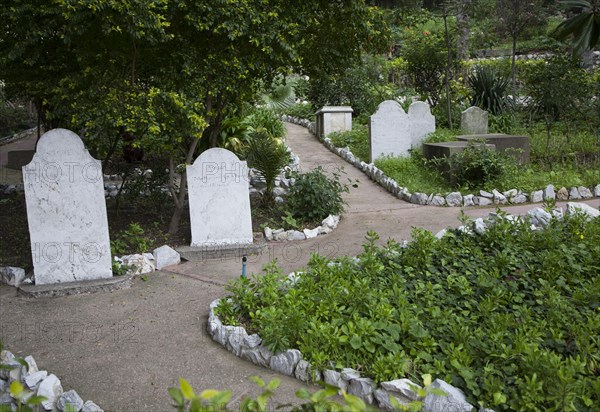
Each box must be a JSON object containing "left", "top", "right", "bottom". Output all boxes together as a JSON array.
[
  {"left": 0, "top": 349, "right": 103, "bottom": 411},
  {"left": 282, "top": 116, "right": 600, "bottom": 208}
]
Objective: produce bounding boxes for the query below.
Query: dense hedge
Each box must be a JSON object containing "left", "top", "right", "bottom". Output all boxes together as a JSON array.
[{"left": 217, "top": 212, "right": 600, "bottom": 411}]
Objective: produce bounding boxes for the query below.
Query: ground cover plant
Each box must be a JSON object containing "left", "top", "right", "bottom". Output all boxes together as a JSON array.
[{"left": 216, "top": 212, "right": 600, "bottom": 411}]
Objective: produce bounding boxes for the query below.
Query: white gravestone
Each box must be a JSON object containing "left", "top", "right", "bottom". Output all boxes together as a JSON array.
[
  {"left": 315, "top": 106, "right": 353, "bottom": 138},
  {"left": 22, "top": 129, "right": 112, "bottom": 285},
  {"left": 461, "top": 106, "right": 488, "bottom": 135},
  {"left": 187, "top": 148, "right": 253, "bottom": 246},
  {"left": 408, "top": 101, "right": 436, "bottom": 147},
  {"left": 369, "top": 100, "right": 411, "bottom": 162}
]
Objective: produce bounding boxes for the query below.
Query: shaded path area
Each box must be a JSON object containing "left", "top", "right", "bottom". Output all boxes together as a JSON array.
[{"left": 1, "top": 123, "right": 598, "bottom": 410}]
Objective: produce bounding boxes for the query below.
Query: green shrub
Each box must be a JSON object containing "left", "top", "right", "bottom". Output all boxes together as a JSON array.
[
  {"left": 434, "top": 144, "right": 516, "bottom": 189},
  {"left": 243, "top": 107, "right": 286, "bottom": 140},
  {"left": 245, "top": 130, "right": 291, "bottom": 205},
  {"left": 110, "top": 223, "right": 153, "bottom": 255},
  {"left": 329, "top": 125, "right": 370, "bottom": 162},
  {"left": 281, "top": 102, "right": 316, "bottom": 121},
  {"left": 285, "top": 167, "right": 349, "bottom": 224},
  {"left": 468, "top": 66, "right": 511, "bottom": 116},
  {"left": 376, "top": 152, "right": 451, "bottom": 194},
  {"left": 219, "top": 214, "right": 600, "bottom": 410}
]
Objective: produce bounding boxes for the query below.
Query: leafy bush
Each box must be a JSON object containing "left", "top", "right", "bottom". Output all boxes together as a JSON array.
[
  {"left": 219, "top": 214, "right": 600, "bottom": 410},
  {"left": 285, "top": 167, "right": 349, "bottom": 224},
  {"left": 400, "top": 28, "right": 447, "bottom": 107},
  {"left": 245, "top": 130, "right": 291, "bottom": 205},
  {"left": 280, "top": 102, "right": 316, "bottom": 121},
  {"left": 110, "top": 223, "right": 153, "bottom": 255},
  {"left": 243, "top": 107, "right": 286, "bottom": 140},
  {"left": 329, "top": 125, "right": 370, "bottom": 162},
  {"left": 433, "top": 144, "right": 516, "bottom": 189},
  {"left": 468, "top": 66, "right": 511, "bottom": 116},
  {"left": 376, "top": 153, "right": 451, "bottom": 194}
]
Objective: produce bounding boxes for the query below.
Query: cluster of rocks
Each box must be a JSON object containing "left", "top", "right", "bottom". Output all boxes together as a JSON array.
[
  {"left": 0, "top": 245, "right": 181, "bottom": 290},
  {"left": 435, "top": 202, "right": 599, "bottom": 240},
  {"left": 0, "top": 183, "right": 24, "bottom": 195},
  {"left": 0, "top": 349, "right": 102, "bottom": 411},
  {"left": 283, "top": 116, "right": 600, "bottom": 208},
  {"left": 114, "top": 244, "right": 181, "bottom": 276},
  {"left": 264, "top": 214, "right": 340, "bottom": 242},
  {"left": 280, "top": 115, "right": 317, "bottom": 135},
  {"left": 0, "top": 127, "right": 37, "bottom": 146},
  {"left": 207, "top": 297, "right": 484, "bottom": 411}
]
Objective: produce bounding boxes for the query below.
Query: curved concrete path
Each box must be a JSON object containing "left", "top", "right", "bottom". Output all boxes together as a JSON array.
[{"left": 1, "top": 122, "right": 598, "bottom": 411}]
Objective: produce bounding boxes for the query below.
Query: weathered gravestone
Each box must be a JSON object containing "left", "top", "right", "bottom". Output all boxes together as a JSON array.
[
  {"left": 369, "top": 100, "right": 435, "bottom": 162},
  {"left": 408, "top": 101, "right": 436, "bottom": 147},
  {"left": 369, "top": 100, "right": 410, "bottom": 162},
  {"left": 187, "top": 148, "right": 253, "bottom": 246},
  {"left": 22, "top": 129, "right": 112, "bottom": 285},
  {"left": 461, "top": 106, "right": 488, "bottom": 135}
]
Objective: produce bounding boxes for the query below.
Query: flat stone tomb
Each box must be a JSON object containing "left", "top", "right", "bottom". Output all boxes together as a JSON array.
[
  {"left": 315, "top": 106, "right": 353, "bottom": 139},
  {"left": 456, "top": 134, "right": 530, "bottom": 164},
  {"left": 422, "top": 141, "right": 496, "bottom": 162},
  {"left": 461, "top": 106, "right": 488, "bottom": 135},
  {"left": 22, "top": 129, "right": 112, "bottom": 285},
  {"left": 187, "top": 148, "right": 253, "bottom": 247}
]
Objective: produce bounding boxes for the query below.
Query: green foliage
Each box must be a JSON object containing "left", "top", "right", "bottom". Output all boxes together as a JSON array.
[
  {"left": 281, "top": 103, "right": 316, "bottom": 122},
  {"left": 220, "top": 216, "right": 600, "bottom": 410},
  {"left": 433, "top": 144, "right": 517, "bottom": 189},
  {"left": 553, "top": 0, "right": 600, "bottom": 54},
  {"left": 375, "top": 152, "right": 451, "bottom": 194},
  {"left": 168, "top": 376, "right": 380, "bottom": 412},
  {"left": 468, "top": 66, "right": 511, "bottom": 116},
  {"left": 400, "top": 28, "right": 448, "bottom": 107},
  {"left": 0, "top": 343, "right": 47, "bottom": 412},
  {"left": 259, "top": 76, "right": 297, "bottom": 112},
  {"left": 243, "top": 108, "right": 286, "bottom": 140},
  {"left": 245, "top": 130, "right": 291, "bottom": 205},
  {"left": 285, "top": 167, "right": 349, "bottom": 224},
  {"left": 329, "top": 125, "right": 370, "bottom": 162},
  {"left": 110, "top": 223, "right": 153, "bottom": 255}
]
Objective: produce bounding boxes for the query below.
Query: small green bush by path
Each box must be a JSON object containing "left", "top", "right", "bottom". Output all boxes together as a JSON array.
[
  {"left": 375, "top": 153, "right": 450, "bottom": 194},
  {"left": 329, "top": 125, "right": 370, "bottom": 163},
  {"left": 285, "top": 167, "right": 349, "bottom": 224},
  {"left": 217, "top": 214, "right": 600, "bottom": 411}
]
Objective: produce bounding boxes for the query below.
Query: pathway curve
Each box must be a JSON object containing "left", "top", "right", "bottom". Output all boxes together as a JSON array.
[{"left": 1, "top": 123, "right": 598, "bottom": 410}]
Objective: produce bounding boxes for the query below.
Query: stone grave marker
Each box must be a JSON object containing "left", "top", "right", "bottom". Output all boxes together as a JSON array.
[
  {"left": 187, "top": 148, "right": 253, "bottom": 246},
  {"left": 408, "top": 101, "right": 435, "bottom": 147},
  {"left": 22, "top": 129, "right": 112, "bottom": 285},
  {"left": 461, "top": 106, "right": 488, "bottom": 135},
  {"left": 315, "top": 106, "right": 353, "bottom": 139},
  {"left": 369, "top": 100, "right": 411, "bottom": 162}
]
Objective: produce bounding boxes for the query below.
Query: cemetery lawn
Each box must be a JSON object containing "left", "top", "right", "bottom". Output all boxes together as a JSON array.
[
  {"left": 329, "top": 125, "right": 600, "bottom": 195},
  {"left": 216, "top": 215, "right": 600, "bottom": 411}
]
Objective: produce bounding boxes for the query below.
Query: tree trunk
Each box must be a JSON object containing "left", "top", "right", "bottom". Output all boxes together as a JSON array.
[
  {"left": 443, "top": 13, "right": 453, "bottom": 129},
  {"left": 511, "top": 36, "right": 517, "bottom": 98},
  {"left": 456, "top": 3, "right": 471, "bottom": 63},
  {"left": 167, "top": 136, "right": 201, "bottom": 235}
]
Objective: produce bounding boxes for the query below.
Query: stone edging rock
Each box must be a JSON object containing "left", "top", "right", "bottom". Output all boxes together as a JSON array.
[
  {"left": 0, "top": 349, "right": 103, "bottom": 411},
  {"left": 207, "top": 201, "right": 600, "bottom": 411},
  {"left": 263, "top": 214, "right": 340, "bottom": 242},
  {"left": 282, "top": 115, "right": 600, "bottom": 208},
  {"left": 0, "top": 127, "right": 37, "bottom": 146}
]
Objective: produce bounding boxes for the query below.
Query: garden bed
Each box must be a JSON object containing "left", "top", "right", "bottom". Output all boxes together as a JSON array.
[{"left": 212, "top": 204, "right": 600, "bottom": 411}]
